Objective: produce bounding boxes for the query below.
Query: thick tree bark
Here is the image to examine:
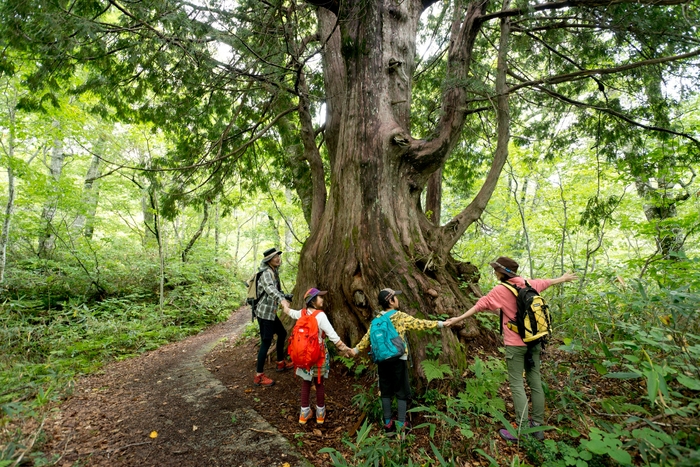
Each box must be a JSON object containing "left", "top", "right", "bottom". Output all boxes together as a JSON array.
[
  {"left": 294, "top": 0, "right": 503, "bottom": 374},
  {"left": 425, "top": 167, "right": 443, "bottom": 225}
]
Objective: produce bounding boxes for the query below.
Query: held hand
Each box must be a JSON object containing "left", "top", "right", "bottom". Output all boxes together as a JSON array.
[
  {"left": 444, "top": 317, "right": 459, "bottom": 328},
  {"left": 280, "top": 300, "right": 291, "bottom": 314}
]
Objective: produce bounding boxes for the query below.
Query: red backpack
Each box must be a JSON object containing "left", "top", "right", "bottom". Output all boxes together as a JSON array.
[{"left": 288, "top": 309, "right": 325, "bottom": 383}]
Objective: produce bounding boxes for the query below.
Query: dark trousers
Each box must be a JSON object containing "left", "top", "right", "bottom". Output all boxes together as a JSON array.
[
  {"left": 377, "top": 358, "right": 411, "bottom": 400},
  {"left": 256, "top": 315, "right": 287, "bottom": 373}
]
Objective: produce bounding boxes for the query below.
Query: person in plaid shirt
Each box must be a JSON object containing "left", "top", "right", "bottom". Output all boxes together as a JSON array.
[
  {"left": 348, "top": 288, "right": 450, "bottom": 438},
  {"left": 253, "top": 247, "right": 293, "bottom": 387}
]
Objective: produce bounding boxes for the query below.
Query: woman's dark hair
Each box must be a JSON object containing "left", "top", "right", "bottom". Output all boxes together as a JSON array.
[
  {"left": 378, "top": 297, "right": 391, "bottom": 309},
  {"left": 308, "top": 295, "right": 322, "bottom": 309}
]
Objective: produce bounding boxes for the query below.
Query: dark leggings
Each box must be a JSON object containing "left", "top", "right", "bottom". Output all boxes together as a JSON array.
[
  {"left": 256, "top": 316, "right": 288, "bottom": 373},
  {"left": 301, "top": 378, "right": 325, "bottom": 408}
]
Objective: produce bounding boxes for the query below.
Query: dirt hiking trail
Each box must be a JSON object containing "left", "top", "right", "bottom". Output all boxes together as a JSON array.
[{"left": 43, "top": 309, "right": 311, "bottom": 467}]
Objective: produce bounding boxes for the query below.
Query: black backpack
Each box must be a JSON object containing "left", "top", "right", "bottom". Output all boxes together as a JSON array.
[{"left": 500, "top": 280, "right": 552, "bottom": 346}]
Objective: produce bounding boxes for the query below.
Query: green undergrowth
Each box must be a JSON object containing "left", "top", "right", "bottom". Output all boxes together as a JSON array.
[
  {"left": 326, "top": 268, "right": 700, "bottom": 466},
  {"left": 0, "top": 257, "right": 243, "bottom": 464}
]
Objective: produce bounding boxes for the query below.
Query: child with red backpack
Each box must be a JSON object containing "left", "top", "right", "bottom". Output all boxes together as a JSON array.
[{"left": 282, "top": 288, "right": 352, "bottom": 425}]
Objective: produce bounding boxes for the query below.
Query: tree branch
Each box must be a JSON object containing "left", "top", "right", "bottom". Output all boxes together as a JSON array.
[
  {"left": 408, "top": 0, "right": 489, "bottom": 173},
  {"left": 479, "top": 0, "right": 692, "bottom": 24},
  {"left": 437, "top": 1, "right": 512, "bottom": 254},
  {"left": 181, "top": 200, "right": 210, "bottom": 262},
  {"left": 295, "top": 65, "right": 327, "bottom": 234},
  {"left": 533, "top": 84, "right": 700, "bottom": 146},
  {"left": 302, "top": 0, "right": 339, "bottom": 15},
  {"left": 506, "top": 48, "right": 700, "bottom": 95}
]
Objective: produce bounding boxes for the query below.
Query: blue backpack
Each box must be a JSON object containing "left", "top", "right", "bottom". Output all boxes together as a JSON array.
[{"left": 369, "top": 310, "right": 405, "bottom": 363}]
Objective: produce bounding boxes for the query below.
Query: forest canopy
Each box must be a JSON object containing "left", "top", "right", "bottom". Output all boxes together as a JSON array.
[{"left": 1, "top": 0, "right": 700, "bottom": 465}]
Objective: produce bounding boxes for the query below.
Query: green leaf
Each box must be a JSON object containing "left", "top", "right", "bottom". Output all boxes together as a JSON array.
[
  {"left": 677, "top": 374, "right": 700, "bottom": 391},
  {"left": 605, "top": 372, "right": 642, "bottom": 379},
  {"left": 644, "top": 369, "right": 659, "bottom": 405},
  {"left": 599, "top": 341, "right": 613, "bottom": 358},
  {"left": 584, "top": 439, "right": 608, "bottom": 455},
  {"left": 474, "top": 448, "right": 499, "bottom": 467},
  {"left": 608, "top": 448, "right": 632, "bottom": 465},
  {"left": 622, "top": 354, "right": 640, "bottom": 363},
  {"left": 420, "top": 359, "right": 453, "bottom": 383}
]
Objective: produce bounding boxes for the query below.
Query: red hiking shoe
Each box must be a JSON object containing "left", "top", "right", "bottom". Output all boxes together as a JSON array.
[
  {"left": 253, "top": 373, "right": 275, "bottom": 387},
  {"left": 276, "top": 360, "right": 295, "bottom": 372}
]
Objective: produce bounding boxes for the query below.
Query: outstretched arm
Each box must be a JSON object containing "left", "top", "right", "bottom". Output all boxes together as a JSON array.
[
  {"left": 444, "top": 305, "right": 478, "bottom": 328},
  {"left": 548, "top": 271, "right": 578, "bottom": 286}
]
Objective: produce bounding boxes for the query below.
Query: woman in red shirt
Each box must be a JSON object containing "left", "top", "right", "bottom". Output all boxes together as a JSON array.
[{"left": 445, "top": 257, "right": 577, "bottom": 441}]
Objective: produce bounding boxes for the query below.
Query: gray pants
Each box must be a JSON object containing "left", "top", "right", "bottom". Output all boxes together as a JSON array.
[{"left": 505, "top": 344, "right": 544, "bottom": 426}]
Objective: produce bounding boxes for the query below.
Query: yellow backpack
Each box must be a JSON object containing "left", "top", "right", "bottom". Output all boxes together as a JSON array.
[{"left": 501, "top": 280, "right": 552, "bottom": 345}]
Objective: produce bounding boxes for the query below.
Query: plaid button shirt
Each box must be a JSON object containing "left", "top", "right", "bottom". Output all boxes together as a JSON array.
[{"left": 255, "top": 263, "right": 286, "bottom": 321}]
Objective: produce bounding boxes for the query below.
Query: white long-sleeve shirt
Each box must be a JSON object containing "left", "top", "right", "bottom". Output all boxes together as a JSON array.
[{"left": 287, "top": 308, "right": 341, "bottom": 345}]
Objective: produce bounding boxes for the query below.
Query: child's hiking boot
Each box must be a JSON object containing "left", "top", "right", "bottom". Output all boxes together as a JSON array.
[
  {"left": 316, "top": 406, "right": 326, "bottom": 424},
  {"left": 383, "top": 420, "right": 396, "bottom": 437},
  {"left": 529, "top": 420, "right": 545, "bottom": 440},
  {"left": 299, "top": 407, "right": 313, "bottom": 424},
  {"left": 253, "top": 373, "right": 275, "bottom": 387},
  {"left": 276, "top": 360, "right": 295, "bottom": 372}
]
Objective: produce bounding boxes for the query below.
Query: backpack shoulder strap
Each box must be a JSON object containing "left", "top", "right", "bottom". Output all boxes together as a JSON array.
[
  {"left": 500, "top": 281, "right": 519, "bottom": 297},
  {"left": 255, "top": 269, "right": 268, "bottom": 298}
]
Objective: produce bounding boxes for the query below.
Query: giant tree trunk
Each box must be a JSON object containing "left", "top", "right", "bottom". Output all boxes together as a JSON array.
[{"left": 294, "top": 0, "right": 507, "bottom": 374}]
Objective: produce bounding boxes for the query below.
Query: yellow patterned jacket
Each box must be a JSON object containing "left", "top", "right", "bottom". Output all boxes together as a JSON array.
[{"left": 354, "top": 309, "right": 444, "bottom": 360}]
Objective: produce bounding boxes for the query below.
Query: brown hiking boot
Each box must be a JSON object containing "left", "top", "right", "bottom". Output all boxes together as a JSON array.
[{"left": 253, "top": 373, "right": 275, "bottom": 387}]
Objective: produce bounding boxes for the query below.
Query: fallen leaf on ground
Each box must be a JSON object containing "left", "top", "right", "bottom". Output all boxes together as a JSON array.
[{"left": 149, "top": 431, "right": 158, "bottom": 438}]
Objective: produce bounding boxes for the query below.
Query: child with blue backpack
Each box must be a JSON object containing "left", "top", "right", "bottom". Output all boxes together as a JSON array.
[{"left": 348, "top": 288, "right": 451, "bottom": 436}]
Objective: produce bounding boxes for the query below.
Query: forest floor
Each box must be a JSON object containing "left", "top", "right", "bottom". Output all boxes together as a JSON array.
[
  {"left": 36, "top": 307, "right": 641, "bottom": 467},
  {"left": 39, "top": 308, "right": 309, "bottom": 467}
]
